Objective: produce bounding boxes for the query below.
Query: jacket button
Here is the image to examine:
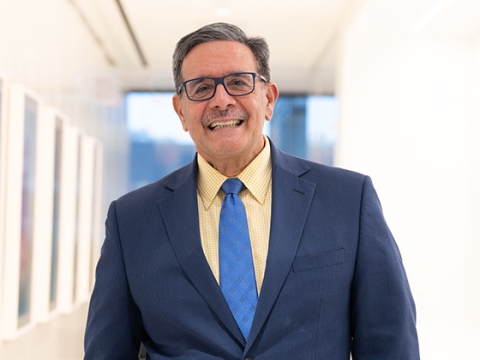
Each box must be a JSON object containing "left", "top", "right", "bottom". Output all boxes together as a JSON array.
[{"left": 244, "top": 357, "right": 253, "bottom": 360}]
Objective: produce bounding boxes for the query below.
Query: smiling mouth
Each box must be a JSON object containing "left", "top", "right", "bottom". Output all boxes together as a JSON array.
[{"left": 208, "top": 120, "right": 243, "bottom": 130}]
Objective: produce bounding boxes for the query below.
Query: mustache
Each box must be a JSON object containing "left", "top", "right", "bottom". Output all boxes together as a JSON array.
[{"left": 202, "top": 108, "right": 248, "bottom": 125}]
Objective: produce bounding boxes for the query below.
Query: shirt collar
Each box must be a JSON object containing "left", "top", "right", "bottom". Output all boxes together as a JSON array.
[{"left": 197, "top": 136, "right": 272, "bottom": 210}]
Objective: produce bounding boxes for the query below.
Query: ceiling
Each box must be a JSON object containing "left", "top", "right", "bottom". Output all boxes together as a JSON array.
[
  {"left": 70, "top": 0, "right": 480, "bottom": 94},
  {"left": 70, "top": 0, "right": 362, "bottom": 94}
]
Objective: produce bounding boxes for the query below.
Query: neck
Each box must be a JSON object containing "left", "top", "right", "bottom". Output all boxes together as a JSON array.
[
  {"left": 203, "top": 138, "right": 266, "bottom": 177},
  {"left": 210, "top": 159, "right": 251, "bottom": 177}
]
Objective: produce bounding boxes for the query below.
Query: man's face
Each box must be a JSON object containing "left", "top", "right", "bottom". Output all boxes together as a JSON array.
[{"left": 173, "top": 40, "right": 278, "bottom": 170}]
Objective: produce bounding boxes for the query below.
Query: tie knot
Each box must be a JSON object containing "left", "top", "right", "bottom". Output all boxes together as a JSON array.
[{"left": 221, "top": 178, "right": 244, "bottom": 195}]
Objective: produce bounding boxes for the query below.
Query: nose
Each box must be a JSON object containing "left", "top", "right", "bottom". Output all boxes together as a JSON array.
[{"left": 210, "top": 82, "right": 236, "bottom": 109}]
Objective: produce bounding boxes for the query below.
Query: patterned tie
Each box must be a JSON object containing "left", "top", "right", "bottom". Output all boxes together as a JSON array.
[{"left": 219, "top": 178, "right": 258, "bottom": 340}]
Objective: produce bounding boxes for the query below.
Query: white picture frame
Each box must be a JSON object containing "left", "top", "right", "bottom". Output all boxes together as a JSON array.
[
  {"left": 0, "top": 75, "right": 9, "bottom": 341},
  {"left": 30, "top": 107, "right": 66, "bottom": 323},
  {"left": 56, "top": 128, "right": 101, "bottom": 312},
  {"left": 0, "top": 82, "right": 104, "bottom": 339},
  {"left": 56, "top": 125, "right": 79, "bottom": 314},
  {"left": 89, "top": 141, "right": 103, "bottom": 289},
  {"left": 1, "top": 85, "right": 43, "bottom": 339},
  {"left": 47, "top": 112, "right": 70, "bottom": 317},
  {"left": 73, "top": 134, "right": 96, "bottom": 305}
]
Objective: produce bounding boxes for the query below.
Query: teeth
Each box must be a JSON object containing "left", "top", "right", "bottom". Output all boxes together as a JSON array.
[{"left": 210, "top": 120, "right": 241, "bottom": 130}]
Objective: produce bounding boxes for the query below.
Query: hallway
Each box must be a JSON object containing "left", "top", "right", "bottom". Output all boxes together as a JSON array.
[{"left": 0, "top": 304, "right": 87, "bottom": 360}]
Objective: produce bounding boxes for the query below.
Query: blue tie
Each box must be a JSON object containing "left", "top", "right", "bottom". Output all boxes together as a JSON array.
[{"left": 219, "top": 178, "right": 258, "bottom": 340}]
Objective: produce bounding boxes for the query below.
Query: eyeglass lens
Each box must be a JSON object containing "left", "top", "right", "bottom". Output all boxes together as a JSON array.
[{"left": 185, "top": 73, "right": 255, "bottom": 101}]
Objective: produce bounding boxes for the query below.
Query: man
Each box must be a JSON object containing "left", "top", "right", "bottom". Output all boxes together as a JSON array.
[{"left": 84, "top": 23, "right": 420, "bottom": 359}]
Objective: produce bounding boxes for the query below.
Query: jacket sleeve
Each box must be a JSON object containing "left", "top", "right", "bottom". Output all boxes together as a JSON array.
[
  {"left": 351, "top": 176, "right": 420, "bottom": 359},
  {"left": 84, "top": 201, "right": 144, "bottom": 359}
]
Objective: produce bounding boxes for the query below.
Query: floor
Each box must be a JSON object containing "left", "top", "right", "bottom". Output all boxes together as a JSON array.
[{"left": 0, "top": 303, "right": 88, "bottom": 360}]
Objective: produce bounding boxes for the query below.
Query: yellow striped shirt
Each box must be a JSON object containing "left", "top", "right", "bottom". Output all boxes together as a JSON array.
[{"left": 197, "top": 138, "right": 272, "bottom": 293}]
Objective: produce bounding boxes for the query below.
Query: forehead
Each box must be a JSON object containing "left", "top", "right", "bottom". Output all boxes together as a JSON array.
[{"left": 182, "top": 41, "right": 257, "bottom": 79}]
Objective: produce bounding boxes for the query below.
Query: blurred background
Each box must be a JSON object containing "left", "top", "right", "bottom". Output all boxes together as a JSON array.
[{"left": 0, "top": 0, "right": 479, "bottom": 359}]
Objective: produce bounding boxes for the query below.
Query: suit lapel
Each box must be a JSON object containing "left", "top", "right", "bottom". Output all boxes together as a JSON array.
[
  {"left": 156, "top": 145, "right": 316, "bottom": 348},
  {"left": 157, "top": 160, "right": 245, "bottom": 343},
  {"left": 246, "top": 145, "right": 316, "bottom": 349}
]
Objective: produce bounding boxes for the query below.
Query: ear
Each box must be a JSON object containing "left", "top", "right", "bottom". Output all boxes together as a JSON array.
[
  {"left": 264, "top": 82, "right": 279, "bottom": 121},
  {"left": 172, "top": 93, "right": 188, "bottom": 131}
]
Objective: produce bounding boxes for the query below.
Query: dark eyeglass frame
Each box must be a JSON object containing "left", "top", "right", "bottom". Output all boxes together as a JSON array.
[{"left": 178, "top": 72, "right": 267, "bottom": 102}]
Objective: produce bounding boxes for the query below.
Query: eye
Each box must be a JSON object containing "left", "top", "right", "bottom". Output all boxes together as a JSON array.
[
  {"left": 194, "top": 84, "right": 211, "bottom": 94},
  {"left": 232, "top": 79, "right": 247, "bottom": 86},
  {"left": 189, "top": 81, "right": 214, "bottom": 96},
  {"left": 227, "top": 76, "right": 252, "bottom": 90}
]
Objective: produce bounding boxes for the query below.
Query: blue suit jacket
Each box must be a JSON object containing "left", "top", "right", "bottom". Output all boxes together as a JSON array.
[{"left": 84, "top": 141, "right": 419, "bottom": 359}]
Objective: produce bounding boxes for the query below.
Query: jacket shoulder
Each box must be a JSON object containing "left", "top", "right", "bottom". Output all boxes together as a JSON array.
[{"left": 274, "top": 148, "right": 367, "bottom": 188}]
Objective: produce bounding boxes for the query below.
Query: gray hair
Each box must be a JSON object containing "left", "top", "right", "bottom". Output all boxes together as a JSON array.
[{"left": 172, "top": 22, "right": 271, "bottom": 93}]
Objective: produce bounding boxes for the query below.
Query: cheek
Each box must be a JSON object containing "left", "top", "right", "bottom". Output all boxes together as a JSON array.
[
  {"left": 179, "top": 106, "right": 193, "bottom": 130},
  {"left": 181, "top": 108, "right": 204, "bottom": 133}
]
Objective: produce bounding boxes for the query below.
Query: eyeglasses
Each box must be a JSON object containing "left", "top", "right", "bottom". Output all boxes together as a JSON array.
[{"left": 179, "top": 72, "right": 267, "bottom": 102}]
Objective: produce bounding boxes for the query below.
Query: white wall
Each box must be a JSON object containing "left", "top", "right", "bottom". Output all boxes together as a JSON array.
[
  {"left": 336, "top": 0, "right": 480, "bottom": 358},
  {"left": 0, "top": 0, "right": 129, "bottom": 342},
  {"left": 0, "top": 0, "right": 129, "bottom": 205}
]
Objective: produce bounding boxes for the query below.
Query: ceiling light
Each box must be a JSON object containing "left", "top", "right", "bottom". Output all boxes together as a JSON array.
[{"left": 411, "top": 0, "right": 453, "bottom": 34}]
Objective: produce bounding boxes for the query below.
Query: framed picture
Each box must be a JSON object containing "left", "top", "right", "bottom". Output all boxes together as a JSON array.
[
  {"left": 56, "top": 124, "right": 79, "bottom": 314},
  {"left": 48, "top": 112, "right": 68, "bottom": 315},
  {"left": 0, "top": 75, "right": 7, "bottom": 219},
  {"left": 54, "top": 126, "right": 102, "bottom": 314},
  {"left": 73, "top": 134, "right": 97, "bottom": 306},
  {"left": 89, "top": 141, "right": 103, "bottom": 289},
  {"left": 0, "top": 75, "right": 9, "bottom": 340},
  {"left": 1, "top": 85, "right": 43, "bottom": 339},
  {"left": 30, "top": 107, "right": 64, "bottom": 323}
]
